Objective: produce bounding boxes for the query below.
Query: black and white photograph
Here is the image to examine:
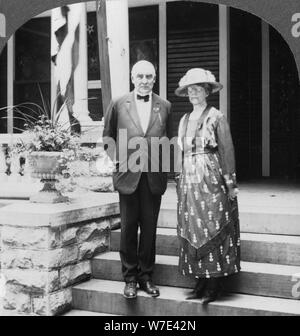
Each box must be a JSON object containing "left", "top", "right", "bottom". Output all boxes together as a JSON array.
[{"left": 0, "top": 0, "right": 300, "bottom": 320}]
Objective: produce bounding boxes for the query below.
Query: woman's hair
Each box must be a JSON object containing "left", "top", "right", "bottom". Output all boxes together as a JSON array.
[{"left": 199, "top": 83, "right": 213, "bottom": 96}]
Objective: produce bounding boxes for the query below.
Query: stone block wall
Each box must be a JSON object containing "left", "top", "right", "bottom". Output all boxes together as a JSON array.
[{"left": 0, "top": 195, "right": 120, "bottom": 316}]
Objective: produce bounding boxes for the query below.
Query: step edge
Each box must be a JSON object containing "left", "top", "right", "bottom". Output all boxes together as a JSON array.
[
  {"left": 63, "top": 309, "right": 121, "bottom": 316},
  {"left": 72, "top": 279, "right": 300, "bottom": 315},
  {"left": 93, "top": 252, "right": 300, "bottom": 275},
  {"left": 111, "top": 227, "right": 300, "bottom": 245},
  {"left": 112, "top": 229, "right": 300, "bottom": 244}
]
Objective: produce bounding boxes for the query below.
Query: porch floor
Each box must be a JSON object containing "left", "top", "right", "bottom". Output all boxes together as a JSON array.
[
  {"left": 162, "top": 180, "right": 300, "bottom": 215},
  {"left": 1, "top": 179, "right": 300, "bottom": 215}
]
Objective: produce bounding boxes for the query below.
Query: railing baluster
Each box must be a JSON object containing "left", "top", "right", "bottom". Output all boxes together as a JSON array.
[{"left": 0, "top": 144, "right": 7, "bottom": 181}]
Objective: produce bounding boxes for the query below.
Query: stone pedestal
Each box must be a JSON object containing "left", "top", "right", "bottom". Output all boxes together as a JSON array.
[
  {"left": 29, "top": 180, "right": 69, "bottom": 204},
  {"left": 0, "top": 193, "right": 119, "bottom": 316}
]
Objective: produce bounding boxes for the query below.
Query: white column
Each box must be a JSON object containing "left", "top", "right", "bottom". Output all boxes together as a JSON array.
[
  {"left": 50, "top": 62, "right": 57, "bottom": 119},
  {"left": 7, "top": 35, "right": 14, "bottom": 134},
  {"left": 72, "top": 2, "right": 93, "bottom": 126},
  {"left": 219, "top": 5, "right": 230, "bottom": 121},
  {"left": 159, "top": 2, "right": 167, "bottom": 99},
  {"left": 0, "top": 145, "right": 6, "bottom": 179},
  {"left": 50, "top": 51, "right": 56, "bottom": 117},
  {"left": 106, "top": 0, "right": 130, "bottom": 99},
  {"left": 262, "top": 21, "right": 270, "bottom": 177}
]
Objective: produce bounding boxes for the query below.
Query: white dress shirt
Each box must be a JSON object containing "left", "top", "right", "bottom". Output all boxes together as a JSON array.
[{"left": 134, "top": 91, "right": 152, "bottom": 134}]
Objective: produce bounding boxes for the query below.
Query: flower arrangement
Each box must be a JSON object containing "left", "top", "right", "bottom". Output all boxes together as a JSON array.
[
  {"left": 3, "top": 98, "right": 80, "bottom": 151},
  {"left": 0, "top": 95, "right": 114, "bottom": 196},
  {"left": 14, "top": 114, "right": 80, "bottom": 154},
  {"left": 0, "top": 98, "right": 84, "bottom": 202},
  {"left": 0, "top": 96, "right": 82, "bottom": 176}
]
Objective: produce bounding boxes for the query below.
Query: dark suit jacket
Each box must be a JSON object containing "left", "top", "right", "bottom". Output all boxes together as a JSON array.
[{"left": 103, "top": 91, "right": 173, "bottom": 195}]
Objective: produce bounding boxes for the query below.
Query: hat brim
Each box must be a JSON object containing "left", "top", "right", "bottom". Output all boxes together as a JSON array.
[{"left": 175, "top": 82, "right": 223, "bottom": 97}]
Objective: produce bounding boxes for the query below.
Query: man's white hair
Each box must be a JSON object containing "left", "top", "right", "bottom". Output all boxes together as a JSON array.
[{"left": 131, "top": 60, "right": 156, "bottom": 77}]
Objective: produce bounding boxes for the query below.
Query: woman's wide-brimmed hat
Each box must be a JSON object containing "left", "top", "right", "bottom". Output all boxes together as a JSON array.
[{"left": 175, "top": 68, "right": 223, "bottom": 97}]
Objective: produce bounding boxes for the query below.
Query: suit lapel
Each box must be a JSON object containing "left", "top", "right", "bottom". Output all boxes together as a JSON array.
[
  {"left": 125, "top": 92, "right": 144, "bottom": 134},
  {"left": 145, "top": 93, "right": 160, "bottom": 135}
]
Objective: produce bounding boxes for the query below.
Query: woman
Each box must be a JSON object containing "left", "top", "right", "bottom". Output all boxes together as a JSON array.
[{"left": 175, "top": 68, "right": 240, "bottom": 304}]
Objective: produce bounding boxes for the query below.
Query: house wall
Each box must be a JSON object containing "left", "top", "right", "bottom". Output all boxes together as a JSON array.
[
  {"left": 270, "top": 26, "right": 300, "bottom": 179},
  {"left": 166, "top": 1, "right": 219, "bottom": 136},
  {"left": 230, "top": 8, "right": 262, "bottom": 179},
  {"left": 1, "top": 1, "right": 300, "bottom": 179}
]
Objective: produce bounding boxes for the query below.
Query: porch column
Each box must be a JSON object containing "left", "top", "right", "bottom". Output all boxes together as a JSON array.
[
  {"left": 219, "top": 5, "right": 230, "bottom": 121},
  {"left": 106, "top": 0, "right": 130, "bottom": 99},
  {"left": 50, "top": 46, "right": 56, "bottom": 120},
  {"left": 7, "top": 36, "right": 14, "bottom": 134},
  {"left": 262, "top": 21, "right": 270, "bottom": 177},
  {"left": 71, "top": 3, "right": 93, "bottom": 127}
]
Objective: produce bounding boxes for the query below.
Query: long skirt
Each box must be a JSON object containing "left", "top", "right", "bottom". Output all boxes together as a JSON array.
[{"left": 177, "top": 152, "right": 241, "bottom": 279}]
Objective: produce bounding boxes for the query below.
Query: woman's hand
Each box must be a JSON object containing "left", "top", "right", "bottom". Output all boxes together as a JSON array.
[
  {"left": 174, "top": 173, "right": 182, "bottom": 189},
  {"left": 174, "top": 172, "right": 181, "bottom": 180},
  {"left": 228, "top": 187, "right": 239, "bottom": 200}
]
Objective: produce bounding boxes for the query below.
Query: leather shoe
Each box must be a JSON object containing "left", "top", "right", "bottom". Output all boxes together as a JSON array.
[
  {"left": 199, "top": 278, "right": 222, "bottom": 304},
  {"left": 123, "top": 282, "right": 137, "bottom": 299},
  {"left": 186, "top": 279, "right": 207, "bottom": 300},
  {"left": 199, "top": 288, "right": 219, "bottom": 304},
  {"left": 139, "top": 280, "right": 160, "bottom": 297}
]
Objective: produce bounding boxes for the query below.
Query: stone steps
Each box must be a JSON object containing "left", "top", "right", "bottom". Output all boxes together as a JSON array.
[
  {"left": 91, "top": 251, "right": 300, "bottom": 300},
  {"left": 72, "top": 279, "right": 300, "bottom": 316},
  {"left": 111, "top": 228, "right": 300, "bottom": 266},
  {"left": 158, "top": 207, "right": 300, "bottom": 235},
  {"left": 68, "top": 198, "right": 300, "bottom": 316},
  {"left": 63, "top": 310, "right": 120, "bottom": 316}
]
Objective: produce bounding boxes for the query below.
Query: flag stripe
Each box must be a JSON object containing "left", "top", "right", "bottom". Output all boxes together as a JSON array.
[{"left": 51, "top": 5, "right": 81, "bottom": 133}]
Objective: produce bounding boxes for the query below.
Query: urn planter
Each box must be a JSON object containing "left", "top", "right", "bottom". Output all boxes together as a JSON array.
[{"left": 28, "top": 151, "right": 68, "bottom": 203}]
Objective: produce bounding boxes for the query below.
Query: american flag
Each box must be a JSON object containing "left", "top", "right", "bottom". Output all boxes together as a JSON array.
[{"left": 51, "top": 4, "right": 82, "bottom": 134}]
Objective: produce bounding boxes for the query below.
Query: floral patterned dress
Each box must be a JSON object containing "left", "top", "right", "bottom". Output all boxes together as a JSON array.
[{"left": 177, "top": 105, "right": 241, "bottom": 279}]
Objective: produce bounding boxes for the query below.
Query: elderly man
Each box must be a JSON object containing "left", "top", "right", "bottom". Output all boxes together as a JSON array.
[{"left": 103, "top": 60, "right": 172, "bottom": 299}]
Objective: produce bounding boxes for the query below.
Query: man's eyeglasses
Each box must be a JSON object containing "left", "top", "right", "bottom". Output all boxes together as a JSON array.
[{"left": 136, "top": 74, "right": 154, "bottom": 80}]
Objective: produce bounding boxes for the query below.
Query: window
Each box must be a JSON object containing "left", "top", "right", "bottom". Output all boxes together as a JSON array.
[
  {"left": 14, "top": 17, "right": 51, "bottom": 133},
  {"left": 129, "top": 6, "right": 159, "bottom": 93},
  {"left": 87, "top": 11, "right": 103, "bottom": 121}
]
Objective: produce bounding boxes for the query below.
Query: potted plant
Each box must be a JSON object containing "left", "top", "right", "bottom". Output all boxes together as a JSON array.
[
  {"left": 10, "top": 106, "right": 81, "bottom": 203},
  {"left": 1, "top": 94, "right": 114, "bottom": 199}
]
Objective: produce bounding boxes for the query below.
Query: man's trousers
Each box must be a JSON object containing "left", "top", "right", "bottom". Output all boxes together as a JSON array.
[{"left": 119, "top": 173, "right": 162, "bottom": 283}]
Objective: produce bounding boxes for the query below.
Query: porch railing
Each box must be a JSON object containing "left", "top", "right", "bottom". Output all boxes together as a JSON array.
[
  {"left": 0, "top": 124, "right": 116, "bottom": 198},
  {"left": 0, "top": 122, "right": 104, "bottom": 183},
  {"left": 0, "top": 134, "right": 31, "bottom": 183}
]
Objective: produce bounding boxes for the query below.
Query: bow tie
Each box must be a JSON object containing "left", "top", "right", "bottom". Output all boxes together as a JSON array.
[{"left": 137, "top": 94, "right": 150, "bottom": 102}]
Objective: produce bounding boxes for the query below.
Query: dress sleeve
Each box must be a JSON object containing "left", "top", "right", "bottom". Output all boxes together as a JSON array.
[
  {"left": 174, "top": 115, "right": 186, "bottom": 176},
  {"left": 216, "top": 114, "right": 238, "bottom": 188},
  {"left": 177, "top": 115, "right": 185, "bottom": 150},
  {"left": 166, "top": 101, "right": 173, "bottom": 140}
]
